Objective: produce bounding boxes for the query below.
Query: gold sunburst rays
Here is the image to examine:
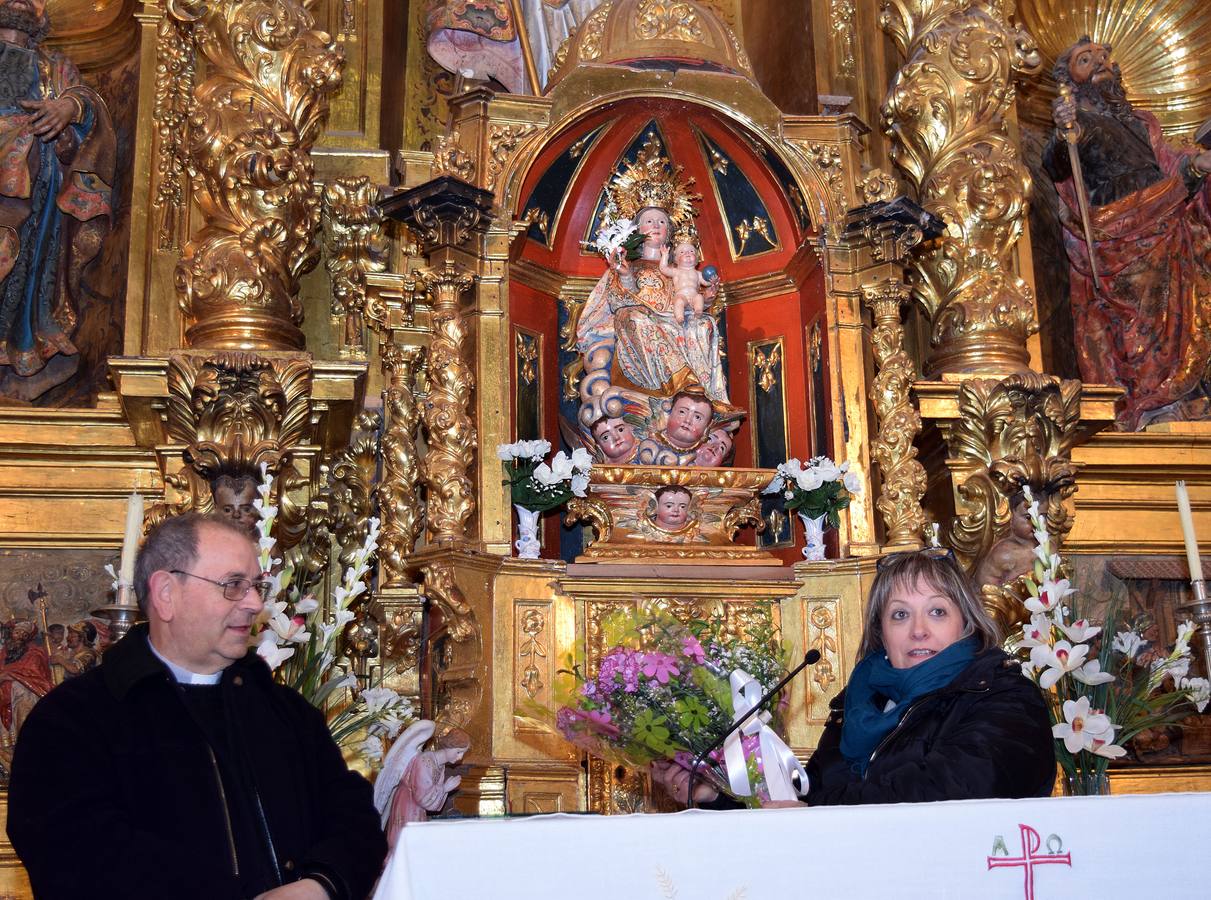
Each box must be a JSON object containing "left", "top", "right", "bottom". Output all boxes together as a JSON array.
[{"left": 1017, "top": 0, "right": 1211, "bottom": 139}]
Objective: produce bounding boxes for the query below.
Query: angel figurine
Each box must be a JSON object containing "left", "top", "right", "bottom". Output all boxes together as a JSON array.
[{"left": 374, "top": 720, "right": 468, "bottom": 848}]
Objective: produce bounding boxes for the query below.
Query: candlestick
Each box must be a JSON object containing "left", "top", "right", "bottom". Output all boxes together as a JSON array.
[{"left": 117, "top": 492, "right": 144, "bottom": 588}]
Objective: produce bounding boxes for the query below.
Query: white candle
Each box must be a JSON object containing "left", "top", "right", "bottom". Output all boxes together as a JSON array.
[
  {"left": 117, "top": 492, "right": 144, "bottom": 587},
  {"left": 1176, "top": 481, "right": 1204, "bottom": 582}
]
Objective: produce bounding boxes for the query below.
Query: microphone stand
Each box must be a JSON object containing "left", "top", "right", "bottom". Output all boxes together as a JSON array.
[{"left": 686, "top": 649, "right": 821, "bottom": 809}]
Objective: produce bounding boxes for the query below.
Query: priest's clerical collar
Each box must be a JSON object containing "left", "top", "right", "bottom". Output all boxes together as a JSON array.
[{"left": 146, "top": 636, "right": 222, "bottom": 685}]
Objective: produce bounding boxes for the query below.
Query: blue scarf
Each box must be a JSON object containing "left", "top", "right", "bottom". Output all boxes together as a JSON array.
[{"left": 840, "top": 637, "right": 979, "bottom": 776}]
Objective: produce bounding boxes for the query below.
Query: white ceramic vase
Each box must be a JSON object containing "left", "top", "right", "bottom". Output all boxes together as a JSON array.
[
  {"left": 799, "top": 512, "right": 827, "bottom": 561},
  {"left": 514, "top": 505, "right": 541, "bottom": 559}
]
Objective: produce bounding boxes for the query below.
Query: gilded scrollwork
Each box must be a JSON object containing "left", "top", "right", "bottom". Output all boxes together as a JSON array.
[
  {"left": 947, "top": 373, "right": 1083, "bottom": 570},
  {"left": 798, "top": 141, "right": 847, "bottom": 225},
  {"left": 721, "top": 498, "right": 763, "bottom": 542},
  {"left": 419, "top": 261, "right": 477, "bottom": 544},
  {"left": 860, "top": 168, "right": 900, "bottom": 205},
  {"left": 863, "top": 279, "right": 927, "bottom": 547},
  {"left": 880, "top": 0, "right": 1042, "bottom": 374},
  {"left": 830, "top": 0, "right": 857, "bottom": 78},
  {"left": 422, "top": 562, "right": 483, "bottom": 736},
  {"left": 322, "top": 176, "right": 388, "bottom": 358},
  {"left": 487, "top": 123, "right": 539, "bottom": 192},
  {"left": 376, "top": 343, "right": 425, "bottom": 586},
  {"left": 167, "top": 0, "right": 344, "bottom": 351},
  {"left": 808, "top": 604, "right": 838, "bottom": 691},
  {"left": 153, "top": 13, "right": 195, "bottom": 251},
  {"left": 634, "top": 0, "right": 705, "bottom": 42},
  {"left": 433, "top": 130, "right": 474, "bottom": 181},
  {"left": 564, "top": 497, "right": 613, "bottom": 545}
]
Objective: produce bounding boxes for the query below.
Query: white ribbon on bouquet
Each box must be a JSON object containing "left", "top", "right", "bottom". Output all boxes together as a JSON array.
[{"left": 722, "top": 669, "right": 810, "bottom": 802}]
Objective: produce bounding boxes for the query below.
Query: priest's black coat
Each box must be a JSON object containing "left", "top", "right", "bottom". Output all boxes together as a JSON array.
[
  {"left": 805, "top": 648, "right": 1057, "bottom": 805},
  {"left": 7, "top": 624, "right": 387, "bottom": 899}
]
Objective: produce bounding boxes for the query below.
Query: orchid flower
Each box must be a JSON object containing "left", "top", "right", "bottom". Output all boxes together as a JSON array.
[
  {"left": 1112, "top": 630, "right": 1145, "bottom": 660},
  {"left": 1052, "top": 696, "right": 1121, "bottom": 756},
  {"left": 1059, "top": 619, "right": 1101, "bottom": 643},
  {"left": 1030, "top": 640, "right": 1089, "bottom": 690},
  {"left": 1072, "top": 659, "right": 1115, "bottom": 686}
]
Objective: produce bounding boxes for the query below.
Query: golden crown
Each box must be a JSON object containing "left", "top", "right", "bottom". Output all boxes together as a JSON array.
[{"left": 603, "top": 134, "right": 701, "bottom": 231}]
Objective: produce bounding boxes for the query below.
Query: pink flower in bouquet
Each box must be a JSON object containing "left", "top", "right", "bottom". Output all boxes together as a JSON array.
[
  {"left": 680, "top": 635, "right": 706, "bottom": 665},
  {"left": 556, "top": 706, "right": 621, "bottom": 752},
  {"left": 640, "top": 652, "right": 681, "bottom": 684}
]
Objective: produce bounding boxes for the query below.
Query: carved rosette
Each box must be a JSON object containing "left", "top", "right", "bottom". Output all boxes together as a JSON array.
[
  {"left": 376, "top": 343, "right": 425, "bottom": 585},
  {"left": 322, "top": 176, "right": 388, "bottom": 358},
  {"left": 863, "top": 279, "right": 928, "bottom": 547},
  {"left": 420, "top": 261, "right": 477, "bottom": 544},
  {"left": 166, "top": 0, "right": 344, "bottom": 350},
  {"left": 880, "top": 0, "right": 1042, "bottom": 374},
  {"left": 947, "top": 373, "right": 1082, "bottom": 569}
]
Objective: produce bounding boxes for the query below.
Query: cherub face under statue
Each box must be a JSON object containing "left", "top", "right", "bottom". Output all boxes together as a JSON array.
[
  {"left": 653, "top": 486, "right": 691, "bottom": 531},
  {"left": 210, "top": 475, "right": 258, "bottom": 535},
  {"left": 665, "top": 392, "right": 713, "bottom": 449},
  {"left": 591, "top": 416, "right": 638, "bottom": 464}
]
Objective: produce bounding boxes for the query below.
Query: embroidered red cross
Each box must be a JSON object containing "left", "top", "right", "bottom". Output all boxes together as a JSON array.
[{"left": 987, "top": 824, "right": 1072, "bottom": 900}]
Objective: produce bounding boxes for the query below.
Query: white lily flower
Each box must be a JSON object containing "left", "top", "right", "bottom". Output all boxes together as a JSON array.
[
  {"left": 1175, "top": 619, "right": 1197, "bottom": 656},
  {"left": 1024, "top": 576, "right": 1074, "bottom": 615},
  {"left": 293, "top": 597, "right": 319, "bottom": 615},
  {"left": 1030, "top": 640, "right": 1089, "bottom": 690},
  {"left": 1060, "top": 619, "right": 1101, "bottom": 643},
  {"left": 1180, "top": 676, "right": 1211, "bottom": 713},
  {"left": 1072, "top": 659, "right": 1116, "bottom": 686},
  {"left": 1112, "top": 630, "right": 1145, "bottom": 659},
  {"left": 1052, "top": 696, "right": 1119, "bottom": 754}
]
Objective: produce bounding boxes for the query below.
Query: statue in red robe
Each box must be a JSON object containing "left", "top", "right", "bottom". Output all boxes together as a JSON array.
[
  {"left": 1044, "top": 37, "right": 1211, "bottom": 431},
  {"left": 0, "top": 620, "right": 54, "bottom": 775}
]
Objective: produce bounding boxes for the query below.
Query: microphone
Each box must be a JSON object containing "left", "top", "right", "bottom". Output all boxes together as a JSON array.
[{"left": 685, "top": 649, "right": 822, "bottom": 808}]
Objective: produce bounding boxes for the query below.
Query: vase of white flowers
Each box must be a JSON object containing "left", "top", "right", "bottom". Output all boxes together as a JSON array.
[
  {"left": 251, "top": 464, "right": 413, "bottom": 765},
  {"left": 498, "top": 440, "right": 593, "bottom": 559},
  {"left": 1010, "top": 486, "right": 1209, "bottom": 795},
  {"left": 762, "top": 457, "right": 862, "bottom": 560}
]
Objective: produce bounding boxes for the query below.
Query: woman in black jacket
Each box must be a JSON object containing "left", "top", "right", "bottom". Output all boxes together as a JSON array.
[{"left": 654, "top": 548, "right": 1055, "bottom": 806}]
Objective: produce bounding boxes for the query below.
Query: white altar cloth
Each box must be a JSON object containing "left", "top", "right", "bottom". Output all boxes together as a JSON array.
[{"left": 374, "top": 792, "right": 1211, "bottom": 900}]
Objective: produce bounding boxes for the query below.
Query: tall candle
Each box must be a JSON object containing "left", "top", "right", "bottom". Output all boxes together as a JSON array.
[
  {"left": 1176, "top": 481, "right": 1204, "bottom": 582},
  {"left": 117, "top": 492, "right": 144, "bottom": 587}
]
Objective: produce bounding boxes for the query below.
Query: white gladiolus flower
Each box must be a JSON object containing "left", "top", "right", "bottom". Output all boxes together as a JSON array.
[
  {"left": 1180, "top": 676, "right": 1211, "bottom": 713},
  {"left": 256, "top": 637, "right": 295, "bottom": 671},
  {"left": 361, "top": 686, "right": 402, "bottom": 714},
  {"left": 1025, "top": 576, "right": 1074, "bottom": 615},
  {"left": 357, "top": 736, "right": 384, "bottom": 763},
  {"left": 293, "top": 597, "right": 319, "bottom": 615},
  {"left": 1112, "top": 630, "right": 1145, "bottom": 659},
  {"left": 1175, "top": 619, "right": 1197, "bottom": 656},
  {"left": 334, "top": 609, "right": 356, "bottom": 628}
]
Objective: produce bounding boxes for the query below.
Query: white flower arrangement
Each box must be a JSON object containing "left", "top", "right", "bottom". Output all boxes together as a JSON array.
[
  {"left": 250, "top": 463, "right": 413, "bottom": 764},
  {"left": 761, "top": 456, "right": 861, "bottom": 527},
  {"left": 587, "top": 217, "right": 644, "bottom": 261},
  {"left": 1009, "top": 486, "right": 1208, "bottom": 791},
  {"left": 499, "top": 442, "right": 593, "bottom": 513}
]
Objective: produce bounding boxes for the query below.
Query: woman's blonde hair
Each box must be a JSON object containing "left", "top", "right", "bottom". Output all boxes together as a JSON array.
[{"left": 857, "top": 549, "right": 1001, "bottom": 660}]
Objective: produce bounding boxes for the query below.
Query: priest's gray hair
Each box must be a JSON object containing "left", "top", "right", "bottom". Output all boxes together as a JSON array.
[
  {"left": 133, "top": 513, "right": 252, "bottom": 614},
  {"left": 857, "top": 549, "right": 1001, "bottom": 660}
]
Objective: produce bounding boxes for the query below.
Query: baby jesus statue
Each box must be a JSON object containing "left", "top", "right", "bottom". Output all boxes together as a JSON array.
[{"left": 659, "top": 241, "right": 713, "bottom": 324}]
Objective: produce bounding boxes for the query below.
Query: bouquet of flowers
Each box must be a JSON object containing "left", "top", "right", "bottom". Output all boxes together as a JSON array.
[
  {"left": 547, "top": 608, "right": 806, "bottom": 807},
  {"left": 498, "top": 439, "right": 593, "bottom": 512},
  {"left": 1010, "top": 486, "right": 1209, "bottom": 794},
  {"left": 761, "top": 456, "right": 862, "bottom": 527},
  {"left": 251, "top": 464, "right": 413, "bottom": 765},
  {"left": 586, "top": 217, "right": 646, "bottom": 262}
]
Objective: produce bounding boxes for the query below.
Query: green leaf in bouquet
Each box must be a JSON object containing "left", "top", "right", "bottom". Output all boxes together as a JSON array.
[{"left": 674, "top": 695, "right": 712, "bottom": 731}]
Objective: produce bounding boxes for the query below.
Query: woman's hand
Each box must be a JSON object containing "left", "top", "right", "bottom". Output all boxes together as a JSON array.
[{"left": 650, "top": 759, "right": 719, "bottom": 806}]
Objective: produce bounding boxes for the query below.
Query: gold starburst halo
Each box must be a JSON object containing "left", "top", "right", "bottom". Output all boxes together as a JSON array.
[
  {"left": 604, "top": 134, "right": 702, "bottom": 232},
  {"left": 1017, "top": 0, "right": 1211, "bottom": 140}
]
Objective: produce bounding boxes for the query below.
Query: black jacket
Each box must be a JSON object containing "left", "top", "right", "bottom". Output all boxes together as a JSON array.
[
  {"left": 805, "top": 648, "right": 1056, "bottom": 805},
  {"left": 7, "top": 625, "right": 387, "bottom": 899}
]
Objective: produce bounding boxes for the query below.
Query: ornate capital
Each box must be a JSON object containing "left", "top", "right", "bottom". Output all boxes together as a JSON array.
[
  {"left": 322, "top": 177, "right": 388, "bottom": 358},
  {"left": 380, "top": 176, "right": 495, "bottom": 252},
  {"left": 881, "top": 0, "right": 1042, "bottom": 375},
  {"left": 168, "top": 0, "right": 344, "bottom": 351}
]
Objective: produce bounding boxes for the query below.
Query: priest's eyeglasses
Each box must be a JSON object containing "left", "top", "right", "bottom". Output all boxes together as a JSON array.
[{"left": 170, "top": 570, "right": 273, "bottom": 602}]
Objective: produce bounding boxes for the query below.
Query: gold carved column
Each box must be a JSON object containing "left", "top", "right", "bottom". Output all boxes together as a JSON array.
[
  {"left": 166, "top": 0, "right": 344, "bottom": 350},
  {"left": 880, "top": 0, "right": 1041, "bottom": 375}
]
